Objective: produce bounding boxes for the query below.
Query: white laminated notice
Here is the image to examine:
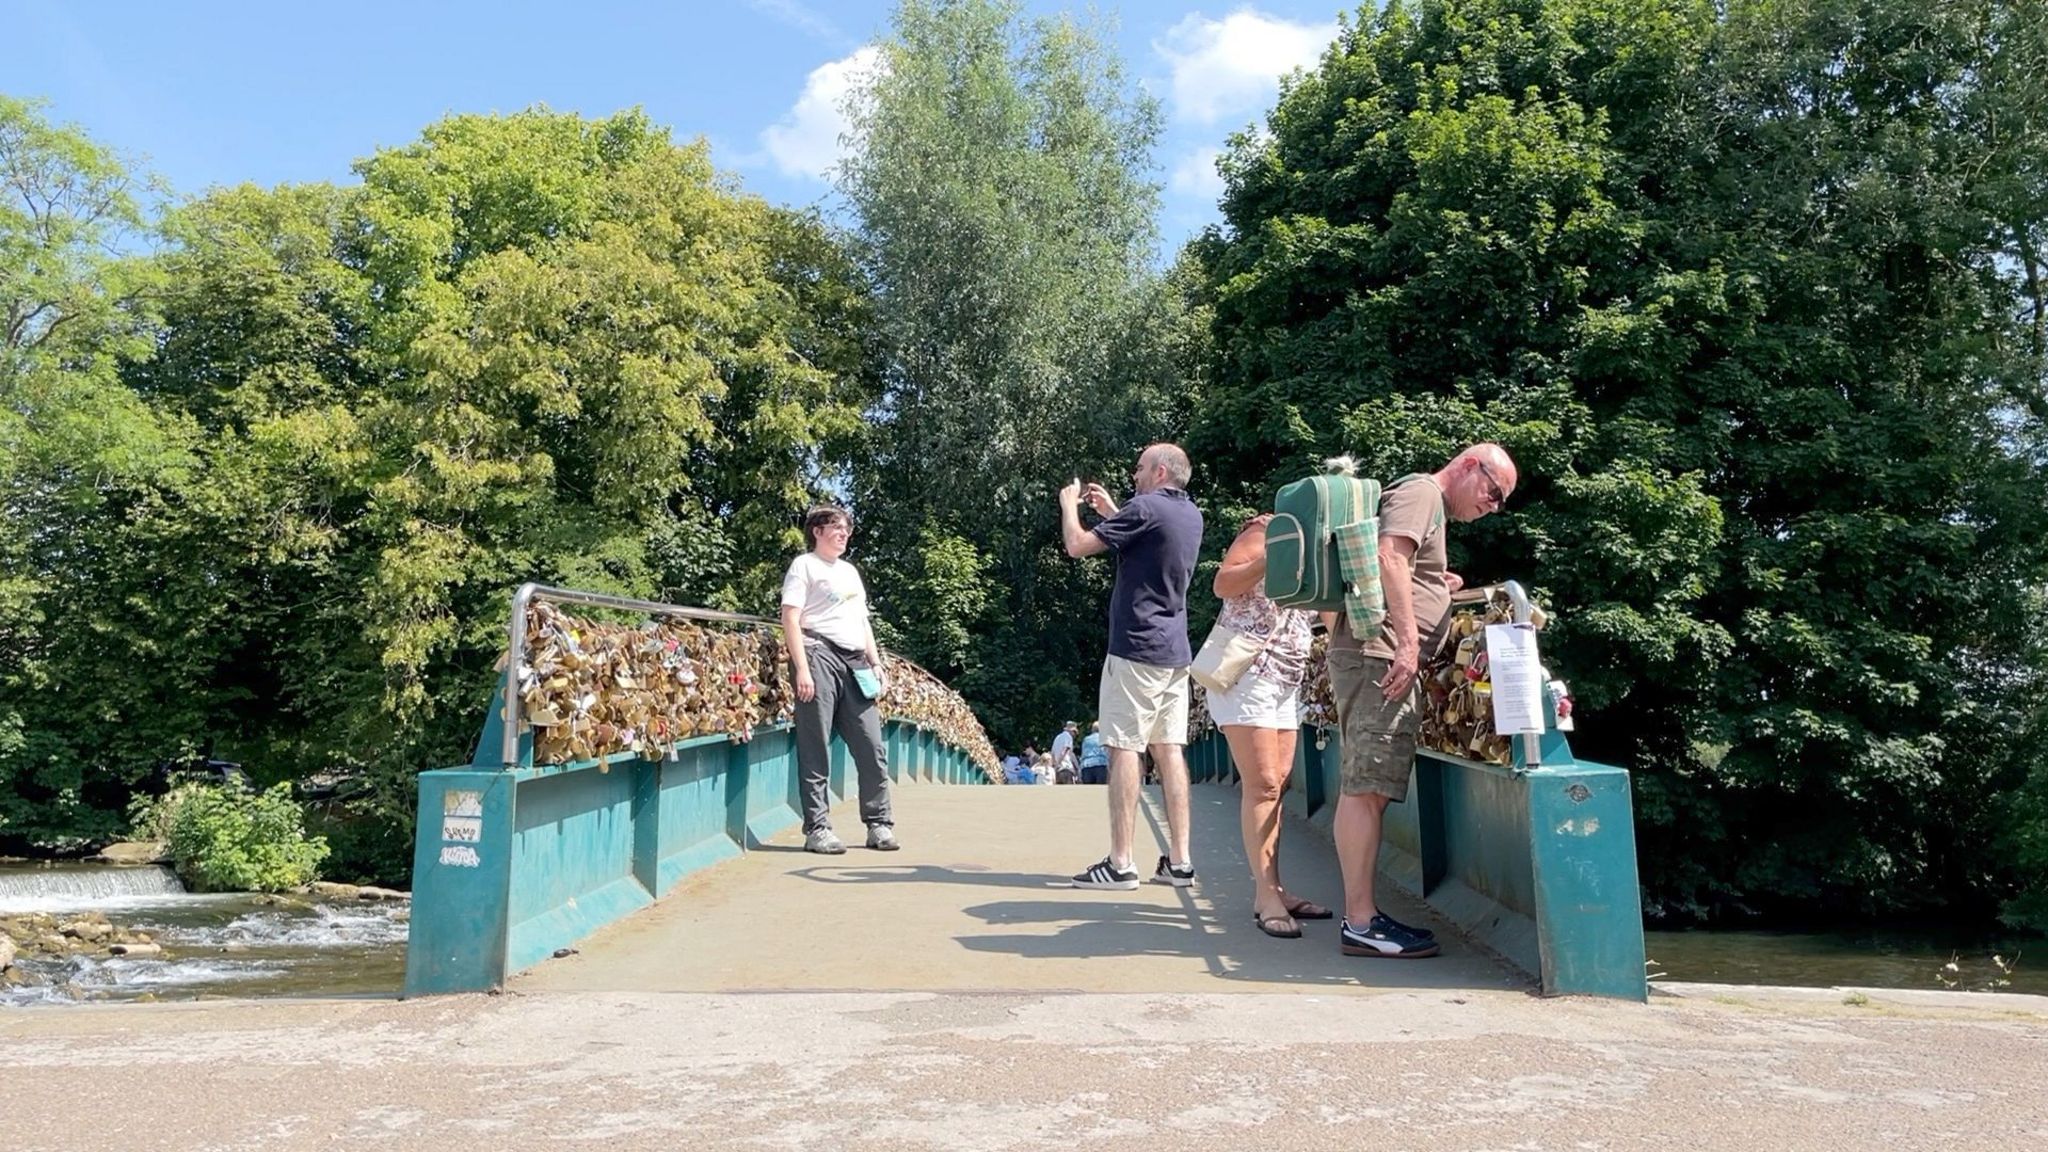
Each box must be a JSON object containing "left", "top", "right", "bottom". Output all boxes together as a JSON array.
[{"left": 1485, "top": 623, "right": 1546, "bottom": 735}]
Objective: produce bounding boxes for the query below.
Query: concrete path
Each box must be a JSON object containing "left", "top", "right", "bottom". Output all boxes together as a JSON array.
[
  {"left": 517, "top": 781, "right": 1528, "bottom": 995},
  {"left": 7, "top": 781, "right": 2047, "bottom": 1150},
  {"left": 6, "top": 985, "right": 2045, "bottom": 1150}
]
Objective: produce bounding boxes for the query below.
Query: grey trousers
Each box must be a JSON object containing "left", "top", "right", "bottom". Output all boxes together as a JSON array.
[{"left": 794, "top": 639, "right": 893, "bottom": 833}]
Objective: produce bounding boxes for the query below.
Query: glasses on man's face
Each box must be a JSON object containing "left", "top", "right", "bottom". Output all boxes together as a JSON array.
[
  {"left": 1476, "top": 462, "right": 1506, "bottom": 508},
  {"left": 817, "top": 522, "right": 852, "bottom": 537}
]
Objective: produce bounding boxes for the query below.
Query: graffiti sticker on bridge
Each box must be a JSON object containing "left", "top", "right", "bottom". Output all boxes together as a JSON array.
[
  {"left": 442, "top": 816, "right": 483, "bottom": 843},
  {"left": 443, "top": 789, "right": 483, "bottom": 818},
  {"left": 438, "top": 845, "right": 481, "bottom": 868}
]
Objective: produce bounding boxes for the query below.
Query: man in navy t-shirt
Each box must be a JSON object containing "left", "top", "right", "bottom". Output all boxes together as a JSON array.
[{"left": 1057, "top": 443, "right": 1205, "bottom": 891}]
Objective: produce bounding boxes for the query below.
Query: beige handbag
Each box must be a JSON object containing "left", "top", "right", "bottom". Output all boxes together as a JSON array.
[{"left": 1188, "top": 622, "right": 1264, "bottom": 694}]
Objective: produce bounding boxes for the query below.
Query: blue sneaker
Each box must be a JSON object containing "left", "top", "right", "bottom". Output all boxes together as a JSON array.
[
  {"left": 1378, "top": 912, "right": 1435, "bottom": 941},
  {"left": 1340, "top": 914, "right": 1440, "bottom": 959}
]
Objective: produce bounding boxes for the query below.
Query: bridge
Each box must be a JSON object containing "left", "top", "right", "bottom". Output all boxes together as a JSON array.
[{"left": 405, "top": 583, "right": 1646, "bottom": 1001}]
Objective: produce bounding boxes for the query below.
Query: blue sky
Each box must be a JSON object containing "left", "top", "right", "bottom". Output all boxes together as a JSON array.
[{"left": 7, "top": 1, "right": 1354, "bottom": 251}]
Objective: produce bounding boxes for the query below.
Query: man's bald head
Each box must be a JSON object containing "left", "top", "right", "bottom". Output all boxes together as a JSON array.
[{"left": 1439, "top": 443, "right": 1518, "bottom": 522}]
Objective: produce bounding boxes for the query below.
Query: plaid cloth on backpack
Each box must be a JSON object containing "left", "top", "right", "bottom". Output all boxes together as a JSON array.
[{"left": 1333, "top": 518, "right": 1384, "bottom": 640}]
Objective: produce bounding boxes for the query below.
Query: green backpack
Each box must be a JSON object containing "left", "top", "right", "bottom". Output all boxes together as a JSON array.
[
  {"left": 1263, "top": 461, "right": 1379, "bottom": 614},
  {"left": 1265, "top": 466, "right": 1433, "bottom": 638}
]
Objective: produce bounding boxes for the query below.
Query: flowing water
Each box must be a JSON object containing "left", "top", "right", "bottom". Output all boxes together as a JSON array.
[
  {"left": 0, "top": 863, "right": 407, "bottom": 1006},
  {"left": 1647, "top": 927, "right": 2043, "bottom": 996}
]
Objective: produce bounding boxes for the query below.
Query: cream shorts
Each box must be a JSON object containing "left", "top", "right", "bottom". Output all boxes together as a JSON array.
[
  {"left": 1098, "top": 655, "right": 1190, "bottom": 751},
  {"left": 1206, "top": 672, "right": 1301, "bottom": 730}
]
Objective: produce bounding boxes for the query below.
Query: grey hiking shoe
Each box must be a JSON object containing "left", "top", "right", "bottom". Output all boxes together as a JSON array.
[
  {"left": 805, "top": 828, "right": 847, "bottom": 855},
  {"left": 866, "top": 824, "right": 900, "bottom": 851}
]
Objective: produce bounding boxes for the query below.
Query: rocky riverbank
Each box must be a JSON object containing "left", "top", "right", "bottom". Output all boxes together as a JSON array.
[
  {"left": 0, "top": 871, "right": 412, "bottom": 1003},
  {"left": 1, "top": 911, "right": 165, "bottom": 994}
]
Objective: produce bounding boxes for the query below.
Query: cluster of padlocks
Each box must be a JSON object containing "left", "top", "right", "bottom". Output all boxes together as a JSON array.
[
  {"left": 511, "top": 602, "right": 997, "bottom": 772},
  {"left": 1190, "top": 588, "right": 1559, "bottom": 766}
]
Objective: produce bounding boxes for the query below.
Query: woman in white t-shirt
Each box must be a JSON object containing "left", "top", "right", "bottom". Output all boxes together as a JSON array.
[{"left": 780, "top": 506, "right": 898, "bottom": 855}]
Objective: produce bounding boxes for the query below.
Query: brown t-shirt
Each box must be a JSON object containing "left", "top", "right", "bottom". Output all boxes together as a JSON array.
[{"left": 1330, "top": 476, "right": 1449, "bottom": 661}]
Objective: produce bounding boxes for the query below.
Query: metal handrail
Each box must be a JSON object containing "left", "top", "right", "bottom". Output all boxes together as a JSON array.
[{"left": 500, "top": 583, "right": 775, "bottom": 768}]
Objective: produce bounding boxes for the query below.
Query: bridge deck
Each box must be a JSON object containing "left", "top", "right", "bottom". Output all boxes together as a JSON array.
[{"left": 516, "top": 781, "right": 1529, "bottom": 995}]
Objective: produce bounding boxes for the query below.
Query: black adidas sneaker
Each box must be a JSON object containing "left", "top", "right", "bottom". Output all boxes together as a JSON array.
[{"left": 1072, "top": 856, "right": 1139, "bottom": 890}]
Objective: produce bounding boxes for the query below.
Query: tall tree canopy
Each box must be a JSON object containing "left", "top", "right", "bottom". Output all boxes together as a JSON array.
[
  {"left": 837, "top": 0, "right": 1202, "bottom": 740},
  {"left": 1191, "top": 0, "right": 2048, "bottom": 922},
  {"left": 0, "top": 106, "right": 875, "bottom": 877}
]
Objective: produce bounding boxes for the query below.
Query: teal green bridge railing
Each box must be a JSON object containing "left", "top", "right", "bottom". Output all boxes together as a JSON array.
[
  {"left": 402, "top": 584, "right": 995, "bottom": 997},
  {"left": 1188, "top": 593, "right": 1648, "bottom": 1001}
]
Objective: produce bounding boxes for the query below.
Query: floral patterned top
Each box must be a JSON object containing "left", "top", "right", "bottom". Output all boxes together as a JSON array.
[{"left": 1218, "top": 585, "right": 1315, "bottom": 689}]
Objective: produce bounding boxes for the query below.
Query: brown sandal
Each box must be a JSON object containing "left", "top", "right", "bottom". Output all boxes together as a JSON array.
[
  {"left": 1253, "top": 913, "right": 1302, "bottom": 939},
  {"left": 1284, "top": 897, "right": 1334, "bottom": 920}
]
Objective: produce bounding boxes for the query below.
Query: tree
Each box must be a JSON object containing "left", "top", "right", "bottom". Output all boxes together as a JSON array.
[
  {"left": 0, "top": 96, "right": 180, "bottom": 845},
  {"left": 1192, "top": 0, "right": 2048, "bottom": 921},
  {"left": 838, "top": 0, "right": 1196, "bottom": 744},
  {"left": 0, "top": 105, "right": 881, "bottom": 875}
]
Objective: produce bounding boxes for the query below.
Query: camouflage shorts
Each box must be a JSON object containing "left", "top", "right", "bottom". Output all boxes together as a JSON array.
[{"left": 1326, "top": 648, "right": 1420, "bottom": 802}]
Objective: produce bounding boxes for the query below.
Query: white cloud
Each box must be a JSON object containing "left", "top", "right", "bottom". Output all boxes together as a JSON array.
[
  {"left": 1169, "top": 146, "right": 1227, "bottom": 202},
  {"left": 745, "top": 0, "right": 843, "bottom": 44},
  {"left": 1156, "top": 9, "right": 1338, "bottom": 126},
  {"left": 760, "top": 46, "right": 883, "bottom": 183}
]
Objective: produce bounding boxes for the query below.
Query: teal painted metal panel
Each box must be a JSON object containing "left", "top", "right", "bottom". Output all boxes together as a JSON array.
[
  {"left": 631, "top": 759, "right": 660, "bottom": 896},
  {"left": 743, "top": 726, "right": 802, "bottom": 847},
  {"left": 1425, "top": 750, "right": 1541, "bottom": 975},
  {"left": 657, "top": 739, "right": 743, "bottom": 893},
  {"left": 506, "top": 765, "right": 649, "bottom": 970},
  {"left": 508, "top": 874, "right": 653, "bottom": 973},
  {"left": 403, "top": 770, "right": 516, "bottom": 996},
  {"left": 507, "top": 765, "right": 638, "bottom": 923},
  {"left": 1184, "top": 721, "right": 1648, "bottom": 1001},
  {"left": 1526, "top": 761, "right": 1648, "bottom": 1000}
]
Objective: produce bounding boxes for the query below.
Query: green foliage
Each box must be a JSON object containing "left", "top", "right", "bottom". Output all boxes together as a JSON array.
[
  {"left": 126, "top": 782, "right": 206, "bottom": 844},
  {"left": 0, "top": 101, "right": 878, "bottom": 851},
  {"left": 839, "top": 0, "right": 1197, "bottom": 744},
  {"left": 0, "top": 95, "right": 179, "bottom": 847},
  {"left": 1193, "top": 0, "right": 2048, "bottom": 922},
  {"left": 2002, "top": 762, "right": 2048, "bottom": 932},
  {"left": 153, "top": 783, "right": 329, "bottom": 893},
  {"left": 5, "top": 0, "right": 2046, "bottom": 930}
]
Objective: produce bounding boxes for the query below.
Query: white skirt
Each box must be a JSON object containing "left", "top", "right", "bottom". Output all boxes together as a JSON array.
[{"left": 1206, "top": 672, "right": 1300, "bottom": 730}]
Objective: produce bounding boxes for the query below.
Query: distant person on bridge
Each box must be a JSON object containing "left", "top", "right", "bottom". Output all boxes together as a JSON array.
[
  {"left": 781, "top": 506, "right": 898, "bottom": 855},
  {"left": 1077, "top": 722, "right": 1108, "bottom": 785},
  {"left": 1208, "top": 512, "right": 1329, "bottom": 939},
  {"left": 1050, "top": 721, "right": 1079, "bottom": 779},
  {"left": 1058, "top": 443, "right": 1204, "bottom": 890},
  {"left": 1325, "top": 444, "right": 1518, "bottom": 959}
]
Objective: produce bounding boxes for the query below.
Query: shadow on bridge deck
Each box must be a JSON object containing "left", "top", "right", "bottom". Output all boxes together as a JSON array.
[{"left": 514, "top": 782, "right": 1531, "bottom": 995}]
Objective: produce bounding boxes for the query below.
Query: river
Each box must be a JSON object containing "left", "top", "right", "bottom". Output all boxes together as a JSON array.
[
  {"left": 0, "top": 862, "right": 407, "bottom": 1006},
  {"left": 1647, "top": 926, "right": 2042, "bottom": 996}
]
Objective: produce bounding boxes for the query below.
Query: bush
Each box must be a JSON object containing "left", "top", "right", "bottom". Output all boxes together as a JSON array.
[
  {"left": 127, "top": 781, "right": 207, "bottom": 843},
  {"left": 152, "top": 783, "right": 329, "bottom": 892},
  {"left": 305, "top": 772, "right": 417, "bottom": 889}
]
